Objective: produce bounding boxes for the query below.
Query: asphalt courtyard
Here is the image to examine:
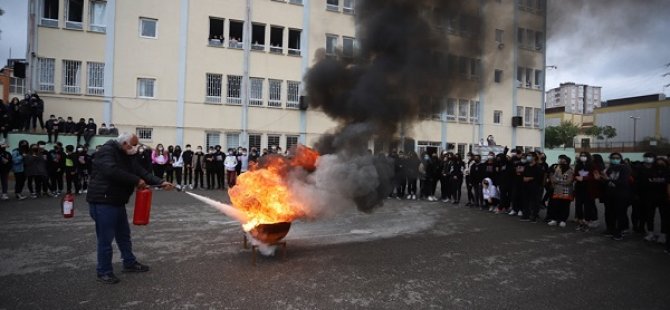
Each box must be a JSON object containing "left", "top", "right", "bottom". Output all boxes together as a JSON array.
[{"left": 0, "top": 188, "right": 669, "bottom": 309}]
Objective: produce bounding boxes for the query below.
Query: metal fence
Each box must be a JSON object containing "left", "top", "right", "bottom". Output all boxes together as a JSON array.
[{"left": 573, "top": 140, "right": 670, "bottom": 154}]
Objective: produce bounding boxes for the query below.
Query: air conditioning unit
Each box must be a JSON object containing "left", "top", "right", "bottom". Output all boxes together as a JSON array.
[{"left": 512, "top": 116, "right": 523, "bottom": 127}]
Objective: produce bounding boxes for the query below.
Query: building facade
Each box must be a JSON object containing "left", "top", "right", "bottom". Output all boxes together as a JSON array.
[
  {"left": 594, "top": 94, "right": 669, "bottom": 144},
  {"left": 546, "top": 82, "right": 602, "bottom": 115},
  {"left": 26, "top": 0, "right": 544, "bottom": 153}
]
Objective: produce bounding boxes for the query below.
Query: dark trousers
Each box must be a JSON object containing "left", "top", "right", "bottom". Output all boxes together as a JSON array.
[
  {"left": 194, "top": 168, "right": 204, "bottom": 188},
  {"left": 49, "top": 171, "right": 64, "bottom": 193},
  {"left": 31, "top": 113, "right": 44, "bottom": 130},
  {"left": 174, "top": 167, "right": 183, "bottom": 185},
  {"left": 631, "top": 197, "right": 645, "bottom": 232},
  {"left": 216, "top": 168, "right": 224, "bottom": 189},
  {"left": 47, "top": 130, "right": 59, "bottom": 143},
  {"left": 547, "top": 199, "right": 571, "bottom": 222},
  {"left": 575, "top": 191, "right": 597, "bottom": 221},
  {"left": 511, "top": 182, "right": 523, "bottom": 211},
  {"left": 522, "top": 185, "right": 541, "bottom": 220},
  {"left": 605, "top": 197, "right": 630, "bottom": 237},
  {"left": 79, "top": 172, "right": 89, "bottom": 191},
  {"left": 485, "top": 197, "right": 500, "bottom": 208},
  {"left": 643, "top": 198, "right": 664, "bottom": 232},
  {"left": 407, "top": 178, "right": 417, "bottom": 195},
  {"left": 65, "top": 170, "right": 80, "bottom": 194},
  {"left": 165, "top": 166, "right": 174, "bottom": 183},
  {"left": 499, "top": 182, "right": 511, "bottom": 209},
  {"left": 183, "top": 167, "right": 192, "bottom": 185},
  {"left": 153, "top": 164, "right": 165, "bottom": 179},
  {"left": 83, "top": 132, "right": 95, "bottom": 146},
  {"left": 226, "top": 170, "right": 237, "bottom": 188},
  {"left": 0, "top": 170, "right": 8, "bottom": 194},
  {"left": 89, "top": 204, "right": 136, "bottom": 276},
  {"left": 395, "top": 177, "right": 406, "bottom": 197},
  {"left": 420, "top": 178, "right": 431, "bottom": 198},
  {"left": 465, "top": 175, "right": 475, "bottom": 203},
  {"left": 27, "top": 175, "right": 47, "bottom": 194},
  {"left": 542, "top": 184, "right": 553, "bottom": 205},
  {"left": 475, "top": 183, "right": 484, "bottom": 208},
  {"left": 440, "top": 175, "right": 450, "bottom": 200},
  {"left": 14, "top": 172, "right": 26, "bottom": 195},
  {"left": 206, "top": 170, "right": 216, "bottom": 189},
  {"left": 449, "top": 176, "right": 462, "bottom": 202}
]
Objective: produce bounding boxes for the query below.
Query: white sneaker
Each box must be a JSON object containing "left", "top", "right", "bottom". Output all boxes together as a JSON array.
[
  {"left": 644, "top": 233, "right": 656, "bottom": 242},
  {"left": 548, "top": 220, "right": 557, "bottom": 226},
  {"left": 430, "top": 196, "right": 437, "bottom": 202},
  {"left": 189, "top": 184, "right": 194, "bottom": 190},
  {"left": 657, "top": 234, "right": 666, "bottom": 244},
  {"left": 559, "top": 221, "right": 567, "bottom": 228},
  {"left": 412, "top": 195, "right": 417, "bottom": 200},
  {"left": 488, "top": 206, "right": 494, "bottom": 212},
  {"left": 508, "top": 210, "right": 517, "bottom": 216},
  {"left": 406, "top": 195, "right": 412, "bottom": 200},
  {"left": 517, "top": 211, "right": 523, "bottom": 217},
  {"left": 0, "top": 194, "right": 8, "bottom": 200},
  {"left": 442, "top": 199, "right": 449, "bottom": 203},
  {"left": 587, "top": 221, "right": 600, "bottom": 228}
]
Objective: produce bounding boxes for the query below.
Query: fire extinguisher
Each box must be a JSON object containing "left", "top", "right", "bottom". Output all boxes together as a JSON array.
[
  {"left": 133, "top": 188, "right": 153, "bottom": 225},
  {"left": 62, "top": 192, "right": 75, "bottom": 218}
]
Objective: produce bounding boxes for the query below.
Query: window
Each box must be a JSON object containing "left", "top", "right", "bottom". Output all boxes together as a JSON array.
[
  {"left": 326, "top": 34, "right": 338, "bottom": 56},
  {"left": 87, "top": 62, "right": 104, "bottom": 95},
  {"left": 226, "top": 75, "right": 242, "bottom": 104},
  {"left": 40, "top": 0, "right": 59, "bottom": 27},
  {"left": 289, "top": 0, "right": 303, "bottom": 4},
  {"left": 229, "top": 20, "right": 244, "bottom": 48},
  {"left": 534, "top": 69, "right": 543, "bottom": 88},
  {"left": 327, "top": 0, "right": 339, "bottom": 11},
  {"left": 252, "top": 24, "right": 266, "bottom": 51},
  {"left": 249, "top": 134, "right": 261, "bottom": 150},
  {"left": 494, "top": 110, "right": 502, "bottom": 124},
  {"left": 249, "top": 78, "right": 264, "bottom": 106},
  {"left": 9, "top": 77, "right": 25, "bottom": 95},
  {"left": 205, "top": 73, "right": 223, "bottom": 103},
  {"left": 137, "top": 78, "right": 156, "bottom": 98},
  {"left": 65, "top": 0, "right": 84, "bottom": 29},
  {"left": 62, "top": 60, "right": 82, "bottom": 94},
  {"left": 270, "top": 26, "right": 284, "bottom": 53},
  {"left": 136, "top": 127, "right": 153, "bottom": 141},
  {"left": 470, "top": 100, "right": 479, "bottom": 123},
  {"left": 495, "top": 29, "right": 504, "bottom": 44},
  {"left": 469, "top": 58, "right": 480, "bottom": 79},
  {"left": 525, "top": 68, "right": 533, "bottom": 87},
  {"left": 206, "top": 132, "right": 220, "bottom": 149},
  {"left": 533, "top": 108, "right": 541, "bottom": 128},
  {"left": 517, "top": 28, "right": 524, "bottom": 46},
  {"left": 140, "top": 18, "right": 157, "bottom": 38},
  {"left": 288, "top": 29, "right": 302, "bottom": 56},
  {"left": 286, "top": 81, "right": 300, "bottom": 109},
  {"left": 38, "top": 58, "right": 55, "bottom": 92},
  {"left": 89, "top": 1, "right": 106, "bottom": 32},
  {"left": 268, "top": 135, "right": 281, "bottom": 149},
  {"left": 524, "top": 107, "right": 532, "bottom": 126},
  {"left": 226, "top": 133, "right": 240, "bottom": 150},
  {"left": 343, "top": 0, "right": 355, "bottom": 14},
  {"left": 516, "top": 106, "right": 524, "bottom": 117},
  {"left": 446, "top": 99, "right": 456, "bottom": 121},
  {"left": 342, "top": 37, "right": 355, "bottom": 58},
  {"left": 516, "top": 66, "right": 523, "bottom": 85},
  {"left": 457, "top": 144, "right": 467, "bottom": 156},
  {"left": 269, "top": 79, "right": 282, "bottom": 107},
  {"left": 286, "top": 135, "right": 299, "bottom": 150},
  {"left": 458, "top": 99, "right": 469, "bottom": 122},
  {"left": 494, "top": 69, "right": 503, "bottom": 83},
  {"left": 535, "top": 31, "right": 544, "bottom": 50},
  {"left": 526, "top": 29, "right": 534, "bottom": 49},
  {"left": 208, "top": 17, "right": 224, "bottom": 46}
]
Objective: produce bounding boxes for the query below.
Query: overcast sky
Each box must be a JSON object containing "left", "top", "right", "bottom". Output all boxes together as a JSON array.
[{"left": 0, "top": 0, "right": 668, "bottom": 100}]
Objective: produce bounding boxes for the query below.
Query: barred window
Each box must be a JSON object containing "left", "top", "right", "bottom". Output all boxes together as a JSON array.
[
  {"left": 458, "top": 99, "right": 469, "bottom": 122},
  {"left": 268, "top": 79, "right": 282, "bottom": 107},
  {"left": 268, "top": 135, "right": 281, "bottom": 149},
  {"left": 87, "top": 62, "right": 104, "bottom": 95},
  {"left": 206, "top": 132, "right": 220, "bottom": 149},
  {"left": 342, "top": 37, "right": 355, "bottom": 58},
  {"left": 249, "top": 78, "right": 264, "bottom": 106},
  {"left": 136, "top": 127, "right": 153, "bottom": 141},
  {"left": 524, "top": 107, "right": 532, "bottom": 126},
  {"left": 206, "top": 73, "right": 223, "bottom": 103},
  {"left": 327, "top": 0, "right": 339, "bottom": 11},
  {"left": 446, "top": 98, "right": 456, "bottom": 121},
  {"left": 62, "top": 60, "right": 82, "bottom": 94},
  {"left": 286, "top": 135, "right": 299, "bottom": 150},
  {"left": 249, "top": 134, "right": 261, "bottom": 150},
  {"left": 137, "top": 78, "right": 156, "bottom": 98},
  {"left": 493, "top": 110, "right": 502, "bottom": 125},
  {"left": 226, "top": 133, "right": 240, "bottom": 150},
  {"left": 38, "top": 58, "right": 55, "bottom": 92},
  {"left": 343, "top": 0, "right": 355, "bottom": 14},
  {"left": 326, "top": 34, "right": 338, "bottom": 55},
  {"left": 286, "top": 81, "right": 300, "bottom": 109},
  {"left": 227, "top": 75, "right": 242, "bottom": 105}
]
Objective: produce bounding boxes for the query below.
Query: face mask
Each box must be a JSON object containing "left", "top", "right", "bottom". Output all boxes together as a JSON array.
[
  {"left": 559, "top": 161, "right": 567, "bottom": 166},
  {"left": 424, "top": 155, "right": 429, "bottom": 160},
  {"left": 483, "top": 182, "right": 489, "bottom": 186},
  {"left": 521, "top": 158, "right": 527, "bottom": 163},
  {"left": 610, "top": 159, "right": 621, "bottom": 165},
  {"left": 77, "top": 148, "right": 83, "bottom": 152},
  {"left": 38, "top": 145, "right": 45, "bottom": 149},
  {"left": 197, "top": 148, "right": 202, "bottom": 152},
  {"left": 228, "top": 152, "right": 233, "bottom": 155},
  {"left": 139, "top": 148, "right": 145, "bottom": 153},
  {"left": 526, "top": 156, "right": 533, "bottom": 162},
  {"left": 186, "top": 147, "right": 191, "bottom": 151},
  {"left": 487, "top": 156, "right": 494, "bottom": 160},
  {"left": 158, "top": 147, "right": 163, "bottom": 151},
  {"left": 243, "top": 152, "right": 247, "bottom": 156},
  {"left": 644, "top": 157, "right": 654, "bottom": 164},
  {"left": 580, "top": 156, "right": 587, "bottom": 162},
  {"left": 127, "top": 144, "right": 139, "bottom": 155}
]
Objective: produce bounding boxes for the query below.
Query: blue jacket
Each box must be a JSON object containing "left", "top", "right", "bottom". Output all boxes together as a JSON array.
[{"left": 11, "top": 148, "right": 24, "bottom": 173}]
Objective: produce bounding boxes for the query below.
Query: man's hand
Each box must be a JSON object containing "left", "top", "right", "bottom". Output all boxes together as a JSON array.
[
  {"left": 160, "top": 182, "right": 175, "bottom": 191},
  {"left": 137, "top": 179, "right": 147, "bottom": 189}
]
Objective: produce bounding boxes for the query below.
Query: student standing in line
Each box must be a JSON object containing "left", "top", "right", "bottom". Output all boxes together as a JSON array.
[
  {"left": 214, "top": 146, "right": 225, "bottom": 189},
  {"left": 182, "top": 144, "right": 194, "bottom": 189},
  {"left": 224, "top": 148, "right": 238, "bottom": 188},
  {"left": 546, "top": 155, "right": 574, "bottom": 228},
  {"left": 171, "top": 145, "right": 184, "bottom": 190},
  {"left": 521, "top": 152, "right": 543, "bottom": 222},
  {"left": 205, "top": 147, "right": 216, "bottom": 190},
  {"left": 64, "top": 145, "right": 80, "bottom": 194},
  {"left": 600, "top": 153, "right": 632, "bottom": 241},
  {"left": 151, "top": 144, "right": 168, "bottom": 179},
  {"left": 11, "top": 140, "right": 29, "bottom": 200},
  {"left": 193, "top": 146, "right": 205, "bottom": 190}
]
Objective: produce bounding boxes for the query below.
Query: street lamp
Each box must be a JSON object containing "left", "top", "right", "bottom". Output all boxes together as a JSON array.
[{"left": 630, "top": 116, "right": 640, "bottom": 150}]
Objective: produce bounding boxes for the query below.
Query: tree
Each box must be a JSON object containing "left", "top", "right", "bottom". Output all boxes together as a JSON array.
[
  {"left": 544, "top": 121, "right": 580, "bottom": 149},
  {"left": 584, "top": 125, "right": 604, "bottom": 141},
  {"left": 602, "top": 126, "right": 617, "bottom": 144}
]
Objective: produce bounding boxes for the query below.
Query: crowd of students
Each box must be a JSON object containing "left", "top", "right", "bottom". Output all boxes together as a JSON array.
[{"left": 388, "top": 149, "right": 670, "bottom": 253}]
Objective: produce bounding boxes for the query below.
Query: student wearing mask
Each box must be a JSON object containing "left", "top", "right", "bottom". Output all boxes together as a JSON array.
[
  {"left": 574, "top": 152, "right": 599, "bottom": 231},
  {"left": 165, "top": 146, "right": 175, "bottom": 183},
  {"left": 636, "top": 153, "right": 668, "bottom": 242},
  {"left": 439, "top": 154, "right": 451, "bottom": 203},
  {"left": 482, "top": 177, "right": 500, "bottom": 212},
  {"left": 224, "top": 148, "right": 238, "bottom": 188},
  {"left": 428, "top": 153, "right": 441, "bottom": 201},
  {"left": 64, "top": 117, "right": 75, "bottom": 134},
  {"left": 76, "top": 145, "right": 92, "bottom": 194},
  {"left": 47, "top": 143, "right": 66, "bottom": 196},
  {"left": 98, "top": 123, "right": 109, "bottom": 135},
  {"left": 108, "top": 124, "right": 119, "bottom": 136},
  {"left": 395, "top": 151, "right": 407, "bottom": 200},
  {"left": 238, "top": 148, "right": 249, "bottom": 174},
  {"left": 448, "top": 154, "right": 465, "bottom": 205},
  {"left": 151, "top": 144, "right": 168, "bottom": 179},
  {"left": 64, "top": 145, "right": 80, "bottom": 194},
  {"left": 137, "top": 145, "right": 153, "bottom": 172},
  {"left": 546, "top": 155, "right": 574, "bottom": 228},
  {"left": 45, "top": 115, "right": 60, "bottom": 143},
  {"left": 11, "top": 140, "right": 29, "bottom": 200},
  {"left": 181, "top": 145, "right": 194, "bottom": 189},
  {"left": 205, "top": 147, "right": 216, "bottom": 190},
  {"left": 84, "top": 118, "right": 97, "bottom": 146},
  {"left": 521, "top": 152, "right": 543, "bottom": 222},
  {"left": 75, "top": 118, "right": 87, "bottom": 145},
  {"left": 600, "top": 153, "right": 632, "bottom": 240},
  {"left": 508, "top": 150, "right": 525, "bottom": 216},
  {"left": 25, "top": 144, "right": 50, "bottom": 198},
  {"left": 464, "top": 153, "right": 476, "bottom": 206},
  {"left": 171, "top": 145, "right": 184, "bottom": 190},
  {"left": 496, "top": 151, "right": 514, "bottom": 213},
  {"left": 214, "top": 146, "right": 225, "bottom": 189},
  {"left": 0, "top": 143, "right": 12, "bottom": 200},
  {"left": 405, "top": 151, "right": 421, "bottom": 200},
  {"left": 193, "top": 146, "right": 205, "bottom": 190}
]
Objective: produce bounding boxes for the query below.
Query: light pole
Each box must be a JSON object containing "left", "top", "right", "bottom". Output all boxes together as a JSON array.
[{"left": 630, "top": 115, "right": 640, "bottom": 150}]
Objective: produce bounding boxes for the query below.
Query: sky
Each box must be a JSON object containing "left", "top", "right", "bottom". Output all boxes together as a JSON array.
[{"left": 0, "top": 0, "right": 668, "bottom": 100}]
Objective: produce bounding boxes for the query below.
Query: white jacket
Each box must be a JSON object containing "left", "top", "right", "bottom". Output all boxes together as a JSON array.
[
  {"left": 224, "top": 154, "right": 238, "bottom": 171},
  {"left": 172, "top": 153, "right": 184, "bottom": 168},
  {"left": 482, "top": 177, "right": 500, "bottom": 200}
]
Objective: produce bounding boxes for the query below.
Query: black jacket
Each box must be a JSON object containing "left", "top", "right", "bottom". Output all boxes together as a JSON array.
[{"left": 86, "top": 140, "right": 163, "bottom": 206}]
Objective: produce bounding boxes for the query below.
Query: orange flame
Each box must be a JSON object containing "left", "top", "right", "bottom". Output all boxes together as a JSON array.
[{"left": 228, "top": 145, "right": 319, "bottom": 231}]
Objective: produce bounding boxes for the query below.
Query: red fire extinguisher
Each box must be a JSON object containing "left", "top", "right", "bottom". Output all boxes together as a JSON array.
[
  {"left": 133, "top": 188, "right": 153, "bottom": 225},
  {"left": 62, "top": 192, "right": 75, "bottom": 218}
]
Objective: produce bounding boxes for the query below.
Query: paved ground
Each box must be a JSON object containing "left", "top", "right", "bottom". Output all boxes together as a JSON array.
[{"left": 0, "top": 189, "right": 669, "bottom": 310}]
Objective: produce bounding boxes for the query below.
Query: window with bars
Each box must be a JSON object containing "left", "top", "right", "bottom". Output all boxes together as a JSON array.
[
  {"left": 533, "top": 108, "right": 541, "bottom": 128},
  {"left": 534, "top": 69, "right": 543, "bottom": 88},
  {"left": 524, "top": 107, "right": 532, "bottom": 126},
  {"left": 9, "top": 77, "right": 25, "bottom": 95},
  {"left": 38, "top": 58, "right": 55, "bottom": 92},
  {"left": 206, "top": 73, "right": 223, "bottom": 103},
  {"left": 226, "top": 75, "right": 242, "bottom": 104},
  {"left": 458, "top": 99, "right": 469, "bottom": 122},
  {"left": 286, "top": 81, "right": 300, "bottom": 109},
  {"left": 89, "top": 1, "right": 106, "bottom": 32},
  {"left": 137, "top": 78, "right": 156, "bottom": 98},
  {"left": 249, "top": 78, "right": 264, "bottom": 106},
  {"left": 494, "top": 110, "right": 502, "bottom": 124},
  {"left": 269, "top": 79, "right": 282, "bottom": 107},
  {"left": 226, "top": 133, "right": 240, "bottom": 150},
  {"left": 470, "top": 100, "right": 479, "bottom": 123},
  {"left": 87, "top": 62, "right": 104, "bottom": 95},
  {"left": 62, "top": 60, "right": 82, "bottom": 94},
  {"left": 206, "top": 132, "right": 221, "bottom": 149},
  {"left": 65, "top": 0, "right": 83, "bottom": 29},
  {"left": 249, "top": 134, "right": 261, "bottom": 150},
  {"left": 136, "top": 127, "right": 153, "bottom": 141},
  {"left": 446, "top": 99, "right": 456, "bottom": 121},
  {"left": 286, "top": 135, "right": 299, "bottom": 150},
  {"left": 268, "top": 135, "right": 281, "bottom": 149},
  {"left": 40, "top": 0, "right": 59, "bottom": 27}
]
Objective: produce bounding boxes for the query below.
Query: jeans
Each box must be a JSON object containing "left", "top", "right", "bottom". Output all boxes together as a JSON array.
[{"left": 89, "top": 203, "right": 137, "bottom": 276}]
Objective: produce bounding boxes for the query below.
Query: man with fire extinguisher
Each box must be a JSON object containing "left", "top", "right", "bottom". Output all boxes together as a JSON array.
[{"left": 87, "top": 133, "right": 174, "bottom": 284}]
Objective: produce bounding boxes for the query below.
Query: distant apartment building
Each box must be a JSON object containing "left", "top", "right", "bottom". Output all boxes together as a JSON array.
[{"left": 546, "top": 82, "right": 602, "bottom": 115}]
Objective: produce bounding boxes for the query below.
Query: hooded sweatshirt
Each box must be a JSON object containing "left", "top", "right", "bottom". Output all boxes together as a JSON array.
[{"left": 482, "top": 177, "right": 500, "bottom": 200}]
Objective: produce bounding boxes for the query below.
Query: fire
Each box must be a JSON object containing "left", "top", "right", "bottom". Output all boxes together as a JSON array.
[{"left": 228, "top": 145, "right": 319, "bottom": 231}]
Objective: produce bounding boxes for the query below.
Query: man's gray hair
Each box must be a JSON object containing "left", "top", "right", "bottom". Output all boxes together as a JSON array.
[{"left": 116, "top": 132, "right": 136, "bottom": 144}]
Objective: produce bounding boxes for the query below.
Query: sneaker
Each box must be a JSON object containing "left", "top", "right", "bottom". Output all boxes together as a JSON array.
[
  {"left": 442, "top": 199, "right": 450, "bottom": 203},
  {"left": 16, "top": 194, "right": 27, "bottom": 201},
  {"left": 189, "top": 184, "right": 194, "bottom": 190},
  {"left": 559, "top": 221, "right": 567, "bottom": 228},
  {"left": 0, "top": 194, "right": 8, "bottom": 200},
  {"left": 412, "top": 195, "right": 417, "bottom": 200},
  {"left": 508, "top": 210, "right": 517, "bottom": 216},
  {"left": 547, "top": 220, "right": 558, "bottom": 226},
  {"left": 97, "top": 273, "right": 120, "bottom": 284},
  {"left": 122, "top": 261, "right": 150, "bottom": 273},
  {"left": 30, "top": 193, "right": 38, "bottom": 199},
  {"left": 644, "top": 233, "right": 656, "bottom": 242},
  {"left": 488, "top": 206, "right": 494, "bottom": 212},
  {"left": 396, "top": 196, "right": 401, "bottom": 200},
  {"left": 406, "top": 195, "right": 412, "bottom": 200},
  {"left": 517, "top": 211, "right": 524, "bottom": 217},
  {"left": 588, "top": 221, "right": 600, "bottom": 228}
]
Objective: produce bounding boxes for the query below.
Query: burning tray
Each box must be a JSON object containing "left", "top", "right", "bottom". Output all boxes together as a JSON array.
[{"left": 249, "top": 222, "right": 292, "bottom": 244}]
